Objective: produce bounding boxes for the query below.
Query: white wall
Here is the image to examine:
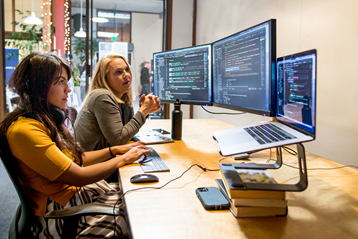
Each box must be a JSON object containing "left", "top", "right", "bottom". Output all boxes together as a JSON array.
[
  {"left": 131, "top": 12, "right": 163, "bottom": 98},
  {"left": 169, "top": 0, "right": 194, "bottom": 119},
  {"left": 192, "top": 0, "right": 358, "bottom": 166}
]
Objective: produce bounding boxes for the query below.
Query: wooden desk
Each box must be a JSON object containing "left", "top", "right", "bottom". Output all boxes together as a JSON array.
[{"left": 119, "top": 119, "right": 358, "bottom": 239}]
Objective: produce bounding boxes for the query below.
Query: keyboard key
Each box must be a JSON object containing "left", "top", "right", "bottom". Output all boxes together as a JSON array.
[
  {"left": 244, "top": 123, "right": 296, "bottom": 145},
  {"left": 140, "top": 147, "right": 170, "bottom": 173}
]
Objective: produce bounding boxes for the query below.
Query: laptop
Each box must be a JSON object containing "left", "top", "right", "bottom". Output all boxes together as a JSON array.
[
  {"left": 213, "top": 49, "right": 317, "bottom": 156},
  {"left": 132, "top": 131, "right": 174, "bottom": 145}
]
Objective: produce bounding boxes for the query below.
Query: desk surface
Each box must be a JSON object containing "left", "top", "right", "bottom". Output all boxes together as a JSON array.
[{"left": 119, "top": 119, "right": 358, "bottom": 239}]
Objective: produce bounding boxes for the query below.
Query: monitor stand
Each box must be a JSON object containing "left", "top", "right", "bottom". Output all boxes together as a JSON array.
[
  {"left": 220, "top": 143, "right": 308, "bottom": 192},
  {"left": 232, "top": 153, "right": 250, "bottom": 160}
]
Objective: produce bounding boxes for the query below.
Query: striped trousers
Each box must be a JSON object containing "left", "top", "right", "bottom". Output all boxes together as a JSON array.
[{"left": 36, "top": 180, "right": 128, "bottom": 238}]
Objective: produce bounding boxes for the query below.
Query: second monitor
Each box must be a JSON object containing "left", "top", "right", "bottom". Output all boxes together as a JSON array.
[
  {"left": 212, "top": 19, "right": 276, "bottom": 116},
  {"left": 153, "top": 44, "right": 212, "bottom": 105}
]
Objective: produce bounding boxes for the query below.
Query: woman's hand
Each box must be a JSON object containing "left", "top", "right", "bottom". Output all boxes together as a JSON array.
[
  {"left": 139, "top": 93, "right": 162, "bottom": 117},
  {"left": 139, "top": 94, "right": 146, "bottom": 107},
  {"left": 113, "top": 141, "right": 146, "bottom": 154},
  {"left": 121, "top": 145, "right": 153, "bottom": 164}
]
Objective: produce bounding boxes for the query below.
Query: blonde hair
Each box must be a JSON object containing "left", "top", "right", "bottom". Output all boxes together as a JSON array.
[{"left": 83, "top": 53, "right": 133, "bottom": 105}]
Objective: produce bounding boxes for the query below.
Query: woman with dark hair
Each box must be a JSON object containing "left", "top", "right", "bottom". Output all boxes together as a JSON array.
[{"left": 0, "top": 53, "right": 151, "bottom": 238}]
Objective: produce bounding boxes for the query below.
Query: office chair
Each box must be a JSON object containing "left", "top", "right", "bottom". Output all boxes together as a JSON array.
[
  {"left": 68, "top": 106, "right": 78, "bottom": 124},
  {"left": 0, "top": 148, "right": 120, "bottom": 239}
]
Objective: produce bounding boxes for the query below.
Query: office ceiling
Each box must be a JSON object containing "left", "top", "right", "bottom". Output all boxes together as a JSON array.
[{"left": 71, "top": 0, "right": 164, "bottom": 14}]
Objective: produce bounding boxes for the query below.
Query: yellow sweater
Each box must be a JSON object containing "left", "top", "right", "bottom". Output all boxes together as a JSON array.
[{"left": 7, "top": 117, "right": 78, "bottom": 216}]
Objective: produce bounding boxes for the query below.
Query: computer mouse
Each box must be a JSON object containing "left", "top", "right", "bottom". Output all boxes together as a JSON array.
[{"left": 130, "top": 174, "right": 159, "bottom": 183}]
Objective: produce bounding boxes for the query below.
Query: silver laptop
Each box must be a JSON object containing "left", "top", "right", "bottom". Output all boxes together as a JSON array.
[{"left": 214, "top": 49, "right": 317, "bottom": 156}]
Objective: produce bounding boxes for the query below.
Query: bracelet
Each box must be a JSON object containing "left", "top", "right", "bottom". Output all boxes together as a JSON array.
[{"left": 109, "top": 146, "right": 115, "bottom": 158}]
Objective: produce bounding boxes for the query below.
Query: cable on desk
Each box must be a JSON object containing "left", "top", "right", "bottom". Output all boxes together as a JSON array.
[
  {"left": 200, "top": 105, "right": 246, "bottom": 115},
  {"left": 263, "top": 147, "right": 358, "bottom": 171},
  {"left": 112, "top": 163, "right": 219, "bottom": 236},
  {"left": 283, "top": 163, "right": 358, "bottom": 171},
  {"left": 219, "top": 156, "right": 232, "bottom": 162}
]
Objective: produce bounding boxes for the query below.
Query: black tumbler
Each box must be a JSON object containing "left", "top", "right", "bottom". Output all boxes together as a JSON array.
[{"left": 171, "top": 100, "right": 183, "bottom": 140}]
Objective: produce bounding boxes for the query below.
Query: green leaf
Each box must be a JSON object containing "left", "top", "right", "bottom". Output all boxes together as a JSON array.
[
  {"left": 6, "top": 53, "right": 16, "bottom": 61},
  {"left": 15, "top": 9, "right": 23, "bottom": 15}
]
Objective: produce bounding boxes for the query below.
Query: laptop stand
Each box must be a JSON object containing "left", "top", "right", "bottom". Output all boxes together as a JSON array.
[{"left": 219, "top": 143, "right": 308, "bottom": 192}]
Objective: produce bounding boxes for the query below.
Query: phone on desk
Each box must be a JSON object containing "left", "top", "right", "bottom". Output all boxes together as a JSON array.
[{"left": 196, "top": 187, "right": 230, "bottom": 210}]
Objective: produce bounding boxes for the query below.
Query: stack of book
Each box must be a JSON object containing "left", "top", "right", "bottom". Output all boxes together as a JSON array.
[{"left": 217, "top": 168, "right": 288, "bottom": 218}]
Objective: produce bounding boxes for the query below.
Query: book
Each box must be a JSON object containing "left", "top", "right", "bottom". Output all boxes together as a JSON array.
[
  {"left": 219, "top": 169, "right": 286, "bottom": 200},
  {"left": 132, "top": 131, "right": 174, "bottom": 145},
  {"left": 235, "top": 169, "right": 278, "bottom": 184},
  {"left": 230, "top": 204, "right": 287, "bottom": 218},
  {"left": 216, "top": 179, "right": 288, "bottom": 218},
  {"left": 216, "top": 179, "right": 287, "bottom": 208}
]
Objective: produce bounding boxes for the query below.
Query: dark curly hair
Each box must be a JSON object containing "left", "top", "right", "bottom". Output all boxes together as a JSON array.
[{"left": 0, "top": 53, "right": 84, "bottom": 166}]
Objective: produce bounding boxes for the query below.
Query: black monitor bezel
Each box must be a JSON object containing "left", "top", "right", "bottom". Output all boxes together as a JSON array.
[
  {"left": 211, "top": 19, "right": 277, "bottom": 116},
  {"left": 153, "top": 43, "right": 213, "bottom": 106}
]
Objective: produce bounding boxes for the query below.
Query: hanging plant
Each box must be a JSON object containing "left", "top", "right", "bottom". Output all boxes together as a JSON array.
[{"left": 5, "top": 10, "right": 51, "bottom": 60}]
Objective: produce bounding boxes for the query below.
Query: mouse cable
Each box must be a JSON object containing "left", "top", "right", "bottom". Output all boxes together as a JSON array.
[
  {"left": 200, "top": 105, "right": 246, "bottom": 115},
  {"left": 115, "top": 164, "right": 219, "bottom": 204},
  {"left": 112, "top": 163, "right": 219, "bottom": 236}
]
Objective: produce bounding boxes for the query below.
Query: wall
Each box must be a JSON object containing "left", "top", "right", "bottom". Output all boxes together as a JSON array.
[
  {"left": 193, "top": 0, "right": 358, "bottom": 166},
  {"left": 131, "top": 12, "right": 163, "bottom": 98},
  {"left": 170, "top": 0, "right": 194, "bottom": 119}
]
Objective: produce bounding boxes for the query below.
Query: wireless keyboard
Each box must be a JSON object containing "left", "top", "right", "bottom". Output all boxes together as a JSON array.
[{"left": 138, "top": 147, "right": 170, "bottom": 173}]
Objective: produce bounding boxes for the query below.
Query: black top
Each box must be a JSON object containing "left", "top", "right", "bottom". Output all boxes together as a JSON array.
[{"left": 140, "top": 67, "right": 150, "bottom": 85}]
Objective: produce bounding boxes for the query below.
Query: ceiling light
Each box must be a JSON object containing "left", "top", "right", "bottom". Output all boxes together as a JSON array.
[
  {"left": 98, "top": 31, "right": 119, "bottom": 38},
  {"left": 23, "top": 0, "right": 42, "bottom": 25},
  {"left": 74, "top": 0, "right": 86, "bottom": 38},
  {"left": 98, "top": 11, "right": 130, "bottom": 20},
  {"left": 92, "top": 17, "right": 109, "bottom": 23},
  {"left": 74, "top": 27, "right": 86, "bottom": 38}
]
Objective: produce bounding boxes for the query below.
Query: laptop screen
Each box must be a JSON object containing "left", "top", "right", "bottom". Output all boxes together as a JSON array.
[{"left": 276, "top": 49, "right": 317, "bottom": 137}]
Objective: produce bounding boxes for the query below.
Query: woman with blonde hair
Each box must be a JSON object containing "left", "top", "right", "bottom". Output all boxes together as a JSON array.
[{"left": 74, "top": 53, "right": 161, "bottom": 151}]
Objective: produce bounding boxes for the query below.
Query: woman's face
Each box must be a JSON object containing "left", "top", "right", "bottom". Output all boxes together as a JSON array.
[
  {"left": 106, "top": 58, "right": 132, "bottom": 98},
  {"left": 47, "top": 67, "right": 71, "bottom": 109}
]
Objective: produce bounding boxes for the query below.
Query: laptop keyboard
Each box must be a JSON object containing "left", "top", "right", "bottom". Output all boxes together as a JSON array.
[
  {"left": 138, "top": 147, "right": 170, "bottom": 173},
  {"left": 244, "top": 123, "right": 297, "bottom": 145}
]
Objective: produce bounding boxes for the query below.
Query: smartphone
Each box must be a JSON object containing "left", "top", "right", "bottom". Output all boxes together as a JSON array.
[
  {"left": 195, "top": 187, "right": 230, "bottom": 210},
  {"left": 152, "top": 129, "right": 170, "bottom": 134}
]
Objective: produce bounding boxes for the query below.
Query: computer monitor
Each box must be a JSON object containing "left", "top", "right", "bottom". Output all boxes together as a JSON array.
[
  {"left": 212, "top": 19, "right": 276, "bottom": 116},
  {"left": 153, "top": 44, "right": 212, "bottom": 105}
]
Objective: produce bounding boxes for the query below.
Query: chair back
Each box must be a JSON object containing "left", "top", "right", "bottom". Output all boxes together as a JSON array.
[
  {"left": 0, "top": 147, "right": 40, "bottom": 239},
  {"left": 68, "top": 106, "right": 78, "bottom": 123}
]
